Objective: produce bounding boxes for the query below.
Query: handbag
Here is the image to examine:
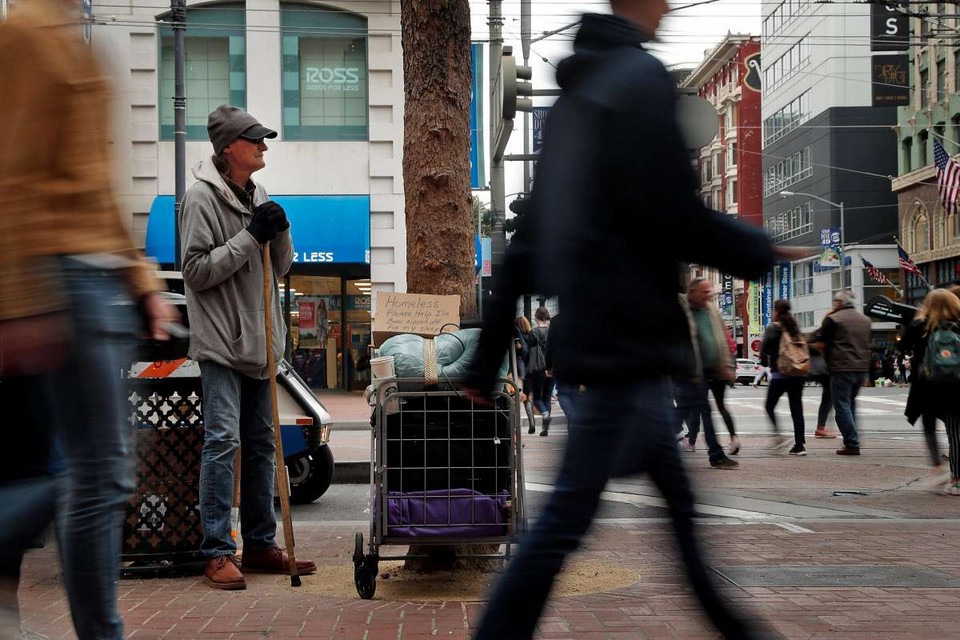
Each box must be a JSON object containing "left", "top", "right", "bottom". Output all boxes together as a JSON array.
[{"left": 526, "top": 327, "right": 548, "bottom": 376}]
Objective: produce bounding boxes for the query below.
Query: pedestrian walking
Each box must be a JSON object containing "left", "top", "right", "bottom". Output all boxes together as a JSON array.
[
  {"left": 0, "top": 1, "right": 180, "bottom": 637},
  {"left": 818, "top": 291, "right": 872, "bottom": 456},
  {"left": 752, "top": 363, "right": 770, "bottom": 387},
  {"left": 462, "top": 2, "right": 800, "bottom": 637},
  {"left": 902, "top": 288, "right": 960, "bottom": 493},
  {"left": 760, "top": 300, "right": 809, "bottom": 455},
  {"left": 525, "top": 307, "right": 553, "bottom": 436},
  {"left": 678, "top": 278, "right": 741, "bottom": 463},
  {"left": 513, "top": 316, "right": 538, "bottom": 432},
  {"left": 547, "top": 314, "right": 581, "bottom": 425},
  {"left": 809, "top": 315, "right": 839, "bottom": 439},
  {"left": 180, "top": 105, "right": 315, "bottom": 590}
]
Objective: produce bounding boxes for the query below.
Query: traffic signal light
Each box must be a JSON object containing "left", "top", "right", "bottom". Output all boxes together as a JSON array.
[{"left": 501, "top": 53, "right": 532, "bottom": 120}]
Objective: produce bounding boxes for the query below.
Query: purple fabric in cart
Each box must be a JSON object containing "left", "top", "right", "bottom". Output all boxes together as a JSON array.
[{"left": 386, "top": 489, "right": 509, "bottom": 538}]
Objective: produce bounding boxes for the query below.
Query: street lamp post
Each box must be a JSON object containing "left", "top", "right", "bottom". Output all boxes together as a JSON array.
[{"left": 779, "top": 190, "right": 846, "bottom": 290}]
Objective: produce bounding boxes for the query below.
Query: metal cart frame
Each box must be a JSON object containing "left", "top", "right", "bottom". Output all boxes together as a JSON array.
[{"left": 352, "top": 375, "right": 527, "bottom": 599}]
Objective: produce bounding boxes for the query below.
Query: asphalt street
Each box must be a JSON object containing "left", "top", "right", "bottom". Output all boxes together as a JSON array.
[{"left": 293, "top": 385, "right": 924, "bottom": 525}]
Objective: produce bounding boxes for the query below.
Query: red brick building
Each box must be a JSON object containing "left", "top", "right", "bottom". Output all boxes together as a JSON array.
[{"left": 680, "top": 35, "right": 762, "bottom": 357}]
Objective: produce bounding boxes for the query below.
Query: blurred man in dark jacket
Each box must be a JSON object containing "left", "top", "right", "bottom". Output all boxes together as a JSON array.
[
  {"left": 464, "top": 2, "right": 800, "bottom": 639},
  {"left": 820, "top": 291, "right": 871, "bottom": 455}
]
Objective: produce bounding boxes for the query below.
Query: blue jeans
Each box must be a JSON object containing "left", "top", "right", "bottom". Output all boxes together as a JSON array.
[
  {"left": 675, "top": 379, "right": 726, "bottom": 463},
  {"left": 474, "top": 379, "right": 755, "bottom": 640},
  {"left": 526, "top": 372, "right": 552, "bottom": 415},
  {"left": 199, "top": 361, "right": 277, "bottom": 557},
  {"left": 46, "top": 259, "right": 138, "bottom": 640},
  {"left": 832, "top": 371, "right": 865, "bottom": 448},
  {"left": 555, "top": 379, "right": 580, "bottom": 424}
]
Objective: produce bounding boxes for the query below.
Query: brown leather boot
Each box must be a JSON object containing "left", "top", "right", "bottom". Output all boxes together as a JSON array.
[
  {"left": 203, "top": 555, "right": 246, "bottom": 590},
  {"left": 241, "top": 546, "right": 316, "bottom": 575}
]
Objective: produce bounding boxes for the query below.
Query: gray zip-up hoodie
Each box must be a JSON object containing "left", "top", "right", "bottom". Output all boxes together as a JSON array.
[{"left": 179, "top": 158, "right": 293, "bottom": 379}]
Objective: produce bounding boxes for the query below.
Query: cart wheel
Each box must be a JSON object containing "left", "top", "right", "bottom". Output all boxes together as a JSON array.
[
  {"left": 353, "top": 532, "right": 364, "bottom": 568},
  {"left": 354, "top": 562, "right": 377, "bottom": 599}
]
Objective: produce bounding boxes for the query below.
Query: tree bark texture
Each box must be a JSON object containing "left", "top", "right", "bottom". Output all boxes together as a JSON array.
[
  {"left": 401, "top": 0, "right": 496, "bottom": 573},
  {"left": 401, "top": 0, "right": 477, "bottom": 320}
]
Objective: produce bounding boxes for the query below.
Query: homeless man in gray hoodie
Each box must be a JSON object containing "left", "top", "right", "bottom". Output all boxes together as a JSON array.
[{"left": 179, "top": 105, "right": 316, "bottom": 590}]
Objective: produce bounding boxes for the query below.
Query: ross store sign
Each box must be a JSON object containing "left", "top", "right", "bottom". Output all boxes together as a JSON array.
[
  {"left": 870, "top": 2, "right": 909, "bottom": 51},
  {"left": 304, "top": 67, "right": 361, "bottom": 91},
  {"left": 871, "top": 54, "right": 909, "bottom": 107}
]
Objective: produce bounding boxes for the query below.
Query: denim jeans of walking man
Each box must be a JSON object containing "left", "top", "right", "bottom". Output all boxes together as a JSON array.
[{"left": 473, "top": 380, "right": 764, "bottom": 639}]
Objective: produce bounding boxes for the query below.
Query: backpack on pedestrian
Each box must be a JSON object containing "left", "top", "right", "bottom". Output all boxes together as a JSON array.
[
  {"left": 923, "top": 321, "right": 960, "bottom": 382},
  {"left": 777, "top": 328, "right": 811, "bottom": 377}
]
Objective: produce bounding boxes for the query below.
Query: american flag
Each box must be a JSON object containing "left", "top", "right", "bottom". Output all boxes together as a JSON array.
[
  {"left": 861, "top": 257, "right": 899, "bottom": 292},
  {"left": 897, "top": 243, "right": 924, "bottom": 276},
  {"left": 934, "top": 139, "right": 960, "bottom": 216}
]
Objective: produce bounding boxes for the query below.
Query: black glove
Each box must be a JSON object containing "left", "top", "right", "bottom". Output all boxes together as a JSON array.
[
  {"left": 247, "top": 204, "right": 279, "bottom": 244},
  {"left": 254, "top": 201, "right": 289, "bottom": 233}
]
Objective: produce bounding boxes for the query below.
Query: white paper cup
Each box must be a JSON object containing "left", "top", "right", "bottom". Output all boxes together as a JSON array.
[{"left": 369, "top": 355, "right": 396, "bottom": 381}]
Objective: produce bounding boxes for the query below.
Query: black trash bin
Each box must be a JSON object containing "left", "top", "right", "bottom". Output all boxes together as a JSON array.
[{"left": 121, "top": 292, "right": 205, "bottom": 575}]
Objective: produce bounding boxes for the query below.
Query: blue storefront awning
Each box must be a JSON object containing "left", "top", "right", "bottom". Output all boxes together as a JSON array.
[{"left": 145, "top": 194, "right": 372, "bottom": 266}]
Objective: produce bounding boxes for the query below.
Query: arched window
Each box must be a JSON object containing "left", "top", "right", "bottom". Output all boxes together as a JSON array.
[
  {"left": 914, "top": 212, "right": 930, "bottom": 252},
  {"left": 932, "top": 204, "right": 946, "bottom": 248},
  {"left": 947, "top": 209, "right": 959, "bottom": 242},
  {"left": 158, "top": 4, "right": 247, "bottom": 140},
  {"left": 903, "top": 201, "right": 927, "bottom": 254},
  {"left": 281, "top": 4, "right": 368, "bottom": 141}
]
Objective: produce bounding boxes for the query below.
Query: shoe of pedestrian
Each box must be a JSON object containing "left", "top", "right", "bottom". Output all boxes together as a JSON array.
[
  {"left": 681, "top": 438, "right": 695, "bottom": 452},
  {"left": 922, "top": 467, "right": 951, "bottom": 490},
  {"left": 710, "top": 456, "right": 739, "bottom": 470},
  {"left": 728, "top": 436, "right": 741, "bottom": 456},
  {"left": 943, "top": 482, "right": 960, "bottom": 496},
  {"left": 541, "top": 413, "right": 551, "bottom": 433},
  {"left": 836, "top": 445, "right": 861, "bottom": 456},
  {"left": 788, "top": 444, "right": 807, "bottom": 456},
  {"left": 772, "top": 435, "right": 791, "bottom": 454},
  {"left": 527, "top": 424, "right": 535, "bottom": 434},
  {"left": 539, "top": 430, "right": 549, "bottom": 436},
  {"left": 814, "top": 427, "right": 838, "bottom": 439},
  {"left": 241, "top": 546, "right": 317, "bottom": 575},
  {"left": 204, "top": 555, "right": 246, "bottom": 590}
]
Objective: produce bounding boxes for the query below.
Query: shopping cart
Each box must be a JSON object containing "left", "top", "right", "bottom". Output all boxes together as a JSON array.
[{"left": 352, "top": 367, "right": 526, "bottom": 599}]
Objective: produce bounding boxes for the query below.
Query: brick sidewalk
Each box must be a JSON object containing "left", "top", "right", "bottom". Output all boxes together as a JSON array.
[
  {"left": 16, "top": 518, "right": 960, "bottom": 639},
  {"left": 15, "top": 415, "right": 960, "bottom": 639}
]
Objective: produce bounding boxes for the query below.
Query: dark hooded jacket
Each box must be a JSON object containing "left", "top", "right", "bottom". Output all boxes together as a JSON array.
[{"left": 466, "top": 13, "right": 775, "bottom": 394}]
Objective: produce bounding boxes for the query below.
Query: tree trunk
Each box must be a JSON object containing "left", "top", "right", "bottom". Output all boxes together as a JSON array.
[
  {"left": 400, "top": 0, "right": 494, "bottom": 572},
  {"left": 402, "top": 0, "right": 477, "bottom": 321}
]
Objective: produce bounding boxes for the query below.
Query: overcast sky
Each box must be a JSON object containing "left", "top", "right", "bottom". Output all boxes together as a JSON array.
[
  {"left": 467, "top": 0, "right": 763, "bottom": 202},
  {"left": 470, "top": 0, "right": 763, "bottom": 84}
]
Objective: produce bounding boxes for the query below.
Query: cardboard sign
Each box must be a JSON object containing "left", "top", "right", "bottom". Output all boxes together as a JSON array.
[{"left": 372, "top": 292, "right": 460, "bottom": 346}]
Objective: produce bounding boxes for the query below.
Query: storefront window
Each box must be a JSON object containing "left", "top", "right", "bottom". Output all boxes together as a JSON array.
[
  {"left": 281, "top": 6, "right": 368, "bottom": 141},
  {"left": 288, "top": 276, "right": 371, "bottom": 391},
  {"left": 158, "top": 5, "right": 246, "bottom": 140}
]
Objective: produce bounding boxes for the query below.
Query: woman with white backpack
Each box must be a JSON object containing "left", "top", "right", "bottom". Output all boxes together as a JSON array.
[{"left": 760, "top": 299, "right": 811, "bottom": 456}]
